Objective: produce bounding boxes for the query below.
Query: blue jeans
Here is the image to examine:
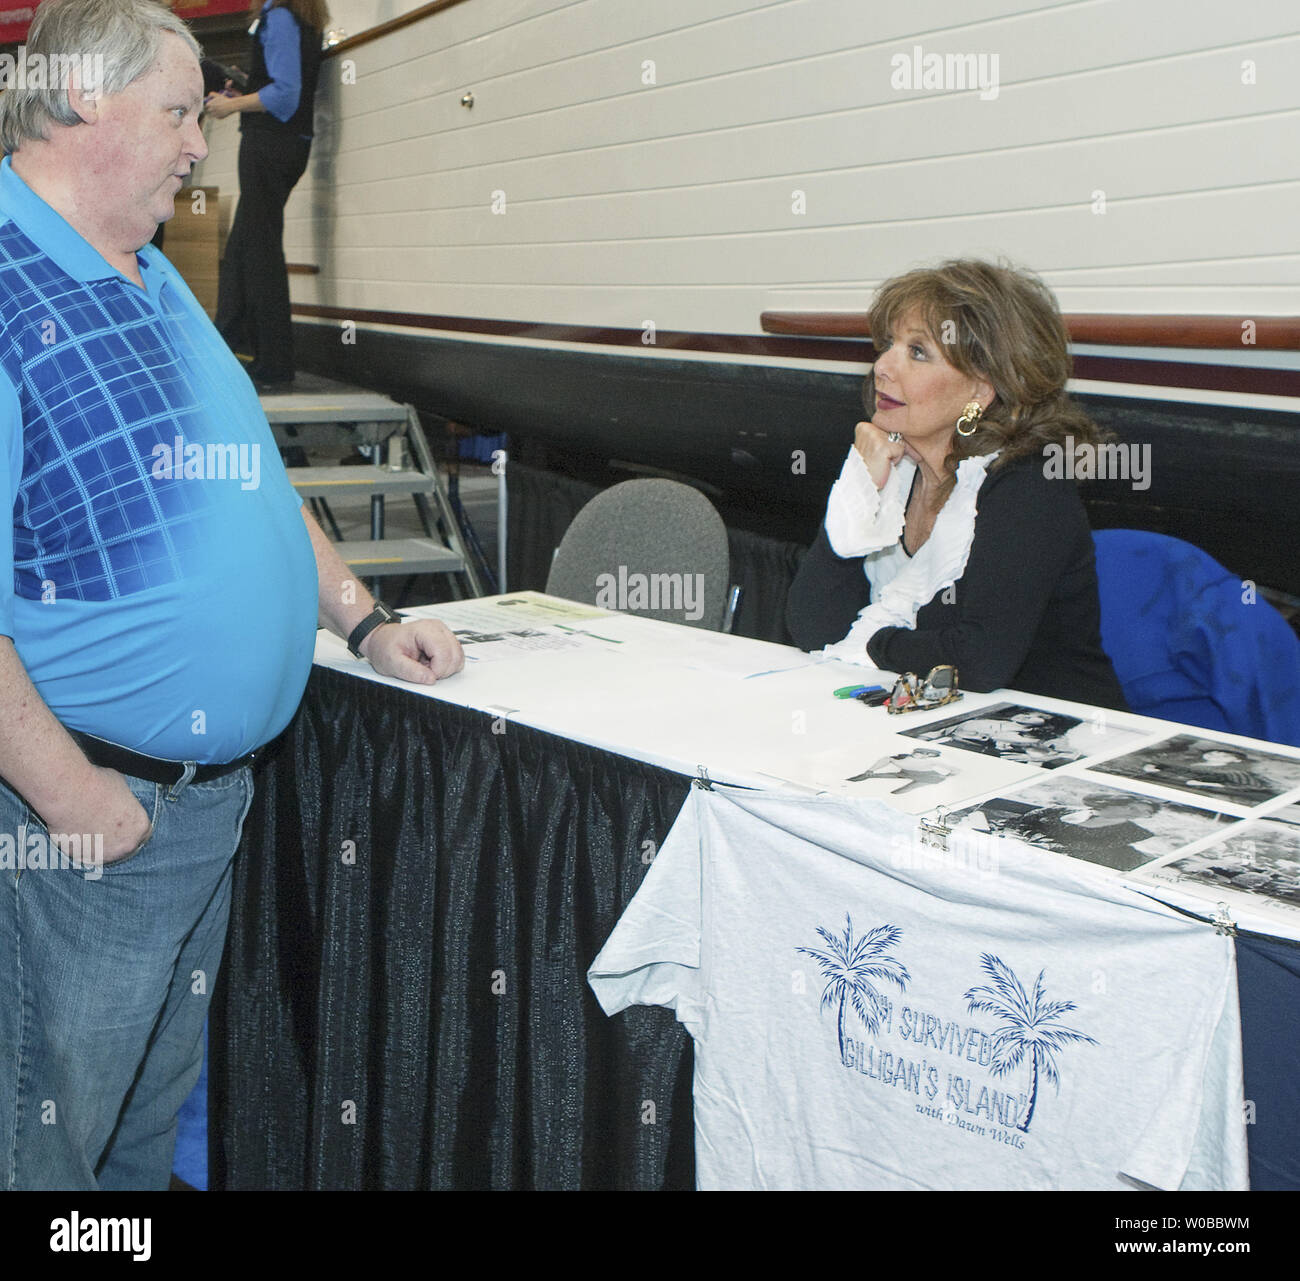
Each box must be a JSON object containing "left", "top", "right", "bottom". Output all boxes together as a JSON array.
[{"left": 0, "top": 766, "right": 253, "bottom": 1189}]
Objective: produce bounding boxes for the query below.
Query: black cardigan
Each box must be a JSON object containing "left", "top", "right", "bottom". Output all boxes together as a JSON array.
[{"left": 785, "top": 456, "right": 1128, "bottom": 711}]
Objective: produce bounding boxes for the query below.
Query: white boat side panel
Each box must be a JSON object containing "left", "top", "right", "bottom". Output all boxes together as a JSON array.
[
  {"left": 301, "top": 115, "right": 1300, "bottom": 250},
  {"left": 289, "top": 314, "right": 1300, "bottom": 413},
  {"left": 333, "top": 0, "right": 580, "bottom": 89},
  {"left": 347, "top": 0, "right": 1081, "bottom": 86},
  {"left": 328, "top": 30, "right": 1298, "bottom": 172},
  {"left": 325, "top": 0, "right": 428, "bottom": 40},
  {"left": 343, "top": 0, "right": 1283, "bottom": 123},
  {"left": 191, "top": 0, "right": 1300, "bottom": 351},
  {"left": 297, "top": 183, "right": 1297, "bottom": 282},
  {"left": 316, "top": 103, "right": 1300, "bottom": 220},
  {"left": 316, "top": 52, "right": 1298, "bottom": 207},
  {"left": 288, "top": 278, "right": 1300, "bottom": 373},
  {"left": 350, "top": 0, "right": 797, "bottom": 89}
]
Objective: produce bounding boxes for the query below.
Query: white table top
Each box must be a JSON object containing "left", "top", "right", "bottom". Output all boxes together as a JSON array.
[{"left": 314, "top": 592, "right": 1300, "bottom": 940}]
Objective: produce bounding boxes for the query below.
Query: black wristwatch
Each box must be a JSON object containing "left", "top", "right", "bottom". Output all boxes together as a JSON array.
[{"left": 347, "top": 602, "right": 400, "bottom": 657}]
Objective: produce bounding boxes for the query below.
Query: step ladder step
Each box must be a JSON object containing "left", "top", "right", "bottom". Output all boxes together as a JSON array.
[
  {"left": 287, "top": 465, "right": 433, "bottom": 498},
  {"left": 335, "top": 538, "right": 465, "bottom": 576},
  {"left": 271, "top": 421, "right": 395, "bottom": 449},
  {"left": 260, "top": 389, "right": 410, "bottom": 426}
]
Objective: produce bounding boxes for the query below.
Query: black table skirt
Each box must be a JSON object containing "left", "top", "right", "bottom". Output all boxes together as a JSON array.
[
  {"left": 211, "top": 667, "right": 1300, "bottom": 1190},
  {"left": 209, "top": 665, "right": 694, "bottom": 1189}
]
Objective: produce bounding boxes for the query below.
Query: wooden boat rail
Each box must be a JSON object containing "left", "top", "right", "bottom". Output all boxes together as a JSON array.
[{"left": 761, "top": 311, "right": 1300, "bottom": 351}]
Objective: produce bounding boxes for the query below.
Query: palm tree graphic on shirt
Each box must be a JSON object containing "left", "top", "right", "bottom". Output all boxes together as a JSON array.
[
  {"left": 964, "top": 953, "right": 1097, "bottom": 1133},
  {"left": 797, "top": 914, "right": 910, "bottom": 1064}
]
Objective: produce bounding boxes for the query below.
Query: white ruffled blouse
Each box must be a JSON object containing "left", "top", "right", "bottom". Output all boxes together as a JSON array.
[{"left": 820, "top": 445, "right": 999, "bottom": 666}]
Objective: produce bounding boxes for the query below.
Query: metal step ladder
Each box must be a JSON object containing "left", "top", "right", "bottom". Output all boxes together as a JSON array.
[{"left": 260, "top": 376, "right": 486, "bottom": 598}]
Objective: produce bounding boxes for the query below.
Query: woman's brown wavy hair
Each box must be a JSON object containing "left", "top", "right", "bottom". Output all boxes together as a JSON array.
[{"left": 861, "top": 259, "right": 1110, "bottom": 497}]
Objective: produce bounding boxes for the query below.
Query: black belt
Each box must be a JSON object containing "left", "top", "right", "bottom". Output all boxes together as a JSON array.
[{"left": 69, "top": 730, "right": 258, "bottom": 787}]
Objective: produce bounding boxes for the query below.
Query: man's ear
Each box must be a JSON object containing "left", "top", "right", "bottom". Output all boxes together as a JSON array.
[{"left": 66, "top": 66, "right": 103, "bottom": 125}]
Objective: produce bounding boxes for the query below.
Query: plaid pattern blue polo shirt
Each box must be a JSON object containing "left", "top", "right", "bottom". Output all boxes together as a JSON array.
[{"left": 0, "top": 156, "right": 318, "bottom": 761}]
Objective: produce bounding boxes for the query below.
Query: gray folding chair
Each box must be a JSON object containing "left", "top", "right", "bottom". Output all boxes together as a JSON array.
[{"left": 545, "top": 479, "right": 738, "bottom": 631}]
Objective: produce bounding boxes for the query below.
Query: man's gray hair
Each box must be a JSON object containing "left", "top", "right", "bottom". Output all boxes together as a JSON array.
[{"left": 0, "top": 0, "right": 201, "bottom": 155}]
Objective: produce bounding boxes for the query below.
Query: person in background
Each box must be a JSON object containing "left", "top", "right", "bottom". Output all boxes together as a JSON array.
[
  {"left": 206, "top": 0, "right": 328, "bottom": 389},
  {"left": 786, "top": 259, "right": 1128, "bottom": 711}
]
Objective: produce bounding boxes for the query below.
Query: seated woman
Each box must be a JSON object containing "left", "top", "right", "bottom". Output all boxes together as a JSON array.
[{"left": 786, "top": 259, "right": 1127, "bottom": 710}]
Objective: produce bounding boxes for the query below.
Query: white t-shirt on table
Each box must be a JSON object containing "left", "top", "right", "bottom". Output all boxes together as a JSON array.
[{"left": 588, "top": 787, "right": 1247, "bottom": 1191}]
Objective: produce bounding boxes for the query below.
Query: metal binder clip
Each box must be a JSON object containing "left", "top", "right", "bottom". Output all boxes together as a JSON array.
[
  {"left": 919, "top": 806, "right": 950, "bottom": 852},
  {"left": 694, "top": 766, "right": 714, "bottom": 791},
  {"left": 1211, "top": 902, "right": 1237, "bottom": 937}
]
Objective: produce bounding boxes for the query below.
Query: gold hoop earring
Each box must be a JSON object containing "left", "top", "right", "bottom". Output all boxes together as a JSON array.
[{"left": 955, "top": 401, "right": 983, "bottom": 437}]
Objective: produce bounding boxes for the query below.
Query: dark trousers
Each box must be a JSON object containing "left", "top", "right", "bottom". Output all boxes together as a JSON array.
[{"left": 216, "top": 127, "right": 311, "bottom": 382}]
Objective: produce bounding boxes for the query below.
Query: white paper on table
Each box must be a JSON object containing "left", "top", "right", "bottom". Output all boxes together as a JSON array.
[
  {"left": 744, "top": 737, "right": 1040, "bottom": 814},
  {"left": 450, "top": 626, "right": 620, "bottom": 663},
  {"left": 612, "top": 616, "right": 827, "bottom": 680},
  {"left": 403, "top": 592, "right": 613, "bottom": 629},
  {"left": 395, "top": 596, "right": 631, "bottom": 664}
]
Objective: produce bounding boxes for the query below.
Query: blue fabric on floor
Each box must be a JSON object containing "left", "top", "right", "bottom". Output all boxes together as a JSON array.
[{"left": 172, "top": 1021, "right": 208, "bottom": 1190}]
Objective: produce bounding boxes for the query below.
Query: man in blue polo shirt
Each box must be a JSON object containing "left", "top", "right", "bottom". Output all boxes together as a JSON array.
[{"left": 0, "top": 0, "right": 462, "bottom": 1190}]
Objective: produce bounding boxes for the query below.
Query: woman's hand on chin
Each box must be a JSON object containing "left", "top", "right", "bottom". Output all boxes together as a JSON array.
[{"left": 853, "top": 419, "right": 906, "bottom": 489}]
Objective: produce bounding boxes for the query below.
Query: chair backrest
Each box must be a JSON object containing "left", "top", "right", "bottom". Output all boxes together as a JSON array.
[
  {"left": 1093, "top": 529, "right": 1300, "bottom": 747},
  {"left": 546, "top": 478, "right": 730, "bottom": 630}
]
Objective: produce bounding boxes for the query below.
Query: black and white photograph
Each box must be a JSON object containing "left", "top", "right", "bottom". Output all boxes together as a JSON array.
[
  {"left": 949, "top": 774, "right": 1234, "bottom": 872},
  {"left": 1135, "top": 813, "right": 1300, "bottom": 920},
  {"left": 845, "top": 746, "right": 956, "bottom": 794},
  {"left": 1091, "top": 735, "right": 1300, "bottom": 809},
  {"left": 761, "top": 737, "right": 1038, "bottom": 816},
  {"left": 900, "top": 701, "right": 1145, "bottom": 769}
]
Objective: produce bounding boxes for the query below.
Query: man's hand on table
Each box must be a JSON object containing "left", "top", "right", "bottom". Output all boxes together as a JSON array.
[{"left": 360, "top": 618, "right": 464, "bottom": 684}]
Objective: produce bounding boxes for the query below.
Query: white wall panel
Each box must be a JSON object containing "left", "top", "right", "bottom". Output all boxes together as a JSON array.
[
  {"left": 297, "top": 114, "right": 1297, "bottom": 250},
  {"left": 190, "top": 0, "right": 1300, "bottom": 339}
]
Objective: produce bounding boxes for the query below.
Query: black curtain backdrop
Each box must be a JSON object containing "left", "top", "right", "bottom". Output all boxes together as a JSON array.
[
  {"left": 505, "top": 461, "right": 600, "bottom": 597},
  {"left": 209, "top": 669, "right": 1300, "bottom": 1191},
  {"left": 209, "top": 666, "right": 694, "bottom": 1190},
  {"left": 727, "top": 524, "right": 806, "bottom": 645},
  {"left": 505, "top": 460, "right": 806, "bottom": 644}
]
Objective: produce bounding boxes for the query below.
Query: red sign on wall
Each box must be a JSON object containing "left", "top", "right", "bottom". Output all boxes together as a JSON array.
[
  {"left": 0, "top": 6, "right": 34, "bottom": 46},
  {"left": 173, "top": 0, "right": 253, "bottom": 18},
  {"left": 1, "top": 0, "right": 249, "bottom": 46}
]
